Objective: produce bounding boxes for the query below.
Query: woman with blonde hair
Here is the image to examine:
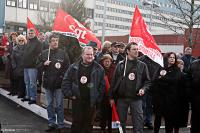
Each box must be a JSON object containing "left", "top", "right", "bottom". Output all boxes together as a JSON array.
[{"left": 11, "top": 34, "right": 27, "bottom": 98}]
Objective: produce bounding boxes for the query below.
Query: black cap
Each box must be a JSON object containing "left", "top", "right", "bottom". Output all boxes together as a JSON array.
[
  {"left": 111, "top": 42, "right": 121, "bottom": 47},
  {"left": 87, "top": 41, "right": 97, "bottom": 49}
]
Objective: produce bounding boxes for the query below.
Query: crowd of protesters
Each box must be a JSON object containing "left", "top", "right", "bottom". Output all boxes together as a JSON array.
[{"left": 0, "top": 29, "right": 200, "bottom": 133}]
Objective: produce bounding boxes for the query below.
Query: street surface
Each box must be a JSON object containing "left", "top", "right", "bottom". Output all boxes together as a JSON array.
[{"left": 0, "top": 93, "right": 190, "bottom": 133}]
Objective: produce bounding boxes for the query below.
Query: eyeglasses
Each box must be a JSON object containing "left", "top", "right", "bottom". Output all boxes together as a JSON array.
[{"left": 19, "top": 40, "right": 24, "bottom": 42}]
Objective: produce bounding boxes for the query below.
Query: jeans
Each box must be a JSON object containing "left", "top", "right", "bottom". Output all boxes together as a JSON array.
[
  {"left": 117, "top": 98, "right": 143, "bottom": 133},
  {"left": 45, "top": 88, "right": 64, "bottom": 128},
  {"left": 24, "top": 68, "right": 38, "bottom": 100},
  {"left": 142, "top": 94, "right": 153, "bottom": 125}
]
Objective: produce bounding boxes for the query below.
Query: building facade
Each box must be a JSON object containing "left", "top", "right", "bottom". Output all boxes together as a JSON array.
[
  {"left": 0, "top": 0, "right": 6, "bottom": 35},
  {"left": 0, "top": 0, "right": 192, "bottom": 36},
  {"left": 86, "top": 0, "right": 185, "bottom": 36},
  {"left": 0, "top": 0, "right": 60, "bottom": 34}
]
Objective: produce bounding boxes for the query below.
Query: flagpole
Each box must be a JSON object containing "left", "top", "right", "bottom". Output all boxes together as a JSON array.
[
  {"left": 123, "top": 55, "right": 127, "bottom": 77},
  {"left": 47, "top": 46, "right": 50, "bottom": 61},
  {"left": 119, "top": 126, "right": 123, "bottom": 133},
  {"left": 112, "top": 102, "right": 124, "bottom": 133},
  {"left": 101, "top": 0, "right": 107, "bottom": 43}
]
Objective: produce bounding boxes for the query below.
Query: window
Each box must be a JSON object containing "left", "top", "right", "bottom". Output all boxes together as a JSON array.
[
  {"left": 18, "top": 0, "right": 27, "bottom": 8},
  {"left": 7, "top": 0, "right": 16, "bottom": 7},
  {"left": 49, "top": 3, "right": 59, "bottom": 13},
  {"left": 85, "top": 8, "right": 94, "bottom": 19},
  {"left": 40, "top": 1, "right": 48, "bottom": 11},
  {"left": 29, "top": 0, "right": 38, "bottom": 10}
]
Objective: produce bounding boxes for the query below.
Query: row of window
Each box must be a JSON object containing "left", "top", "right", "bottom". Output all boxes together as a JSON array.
[
  {"left": 96, "top": 5, "right": 181, "bottom": 22},
  {"left": 95, "top": 22, "right": 130, "bottom": 30},
  {"left": 6, "top": 0, "right": 59, "bottom": 12},
  {"left": 95, "top": 13, "right": 132, "bottom": 23},
  {"left": 96, "top": 0, "right": 181, "bottom": 18},
  {"left": 150, "top": 22, "right": 181, "bottom": 30},
  {"left": 96, "top": 0, "right": 176, "bottom": 9},
  {"left": 96, "top": 5, "right": 133, "bottom": 15},
  {"left": 95, "top": 21, "right": 181, "bottom": 31}
]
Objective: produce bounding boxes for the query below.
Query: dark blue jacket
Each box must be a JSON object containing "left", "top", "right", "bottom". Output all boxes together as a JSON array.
[{"left": 61, "top": 60, "right": 105, "bottom": 106}]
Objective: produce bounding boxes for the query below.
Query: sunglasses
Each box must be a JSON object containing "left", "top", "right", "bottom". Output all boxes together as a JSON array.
[{"left": 19, "top": 40, "right": 24, "bottom": 42}]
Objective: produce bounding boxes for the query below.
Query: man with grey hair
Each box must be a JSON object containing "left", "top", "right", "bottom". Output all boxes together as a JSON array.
[
  {"left": 22, "top": 28, "right": 42, "bottom": 104},
  {"left": 61, "top": 46, "right": 105, "bottom": 133}
]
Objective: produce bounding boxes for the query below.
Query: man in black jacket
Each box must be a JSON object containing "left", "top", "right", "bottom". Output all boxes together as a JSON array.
[
  {"left": 189, "top": 59, "right": 200, "bottom": 133},
  {"left": 22, "top": 28, "right": 42, "bottom": 104},
  {"left": 37, "top": 34, "right": 70, "bottom": 133},
  {"left": 61, "top": 46, "right": 105, "bottom": 133},
  {"left": 110, "top": 42, "right": 150, "bottom": 133},
  {"left": 181, "top": 47, "right": 196, "bottom": 73}
]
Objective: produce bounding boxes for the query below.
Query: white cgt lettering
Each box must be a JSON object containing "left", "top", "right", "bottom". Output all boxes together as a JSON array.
[{"left": 69, "top": 25, "right": 87, "bottom": 39}]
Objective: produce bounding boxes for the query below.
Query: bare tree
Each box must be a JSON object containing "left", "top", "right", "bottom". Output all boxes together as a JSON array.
[
  {"left": 38, "top": 0, "right": 89, "bottom": 30},
  {"left": 38, "top": 11, "right": 54, "bottom": 29},
  {"left": 60, "top": 0, "right": 86, "bottom": 22},
  {"left": 157, "top": 0, "right": 200, "bottom": 48}
]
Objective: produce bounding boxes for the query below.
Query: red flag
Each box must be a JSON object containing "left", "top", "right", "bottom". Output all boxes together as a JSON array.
[
  {"left": 104, "top": 76, "right": 110, "bottom": 95},
  {"left": 112, "top": 103, "right": 123, "bottom": 133},
  {"left": 52, "top": 9, "right": 101, "bottom": 49},
  {"left": 27, "top": 17, "right": 39, "bottom": 36},
  {"left": 129, "top": 6, "right": 163, "bottom": 67}
]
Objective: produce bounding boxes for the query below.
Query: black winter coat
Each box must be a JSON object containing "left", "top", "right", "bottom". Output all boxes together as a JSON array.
[
  {"left": 152, "top": 65, "right": 189, "bottom": 127},
  {"left": 23, "top": 37, "right": 42, "bottom": 68},
  {"left": 139, "top": 55, "right": 160, "bottom": 81},
  {"left": 11, "top": 44, "right": 26, "bottom": 77},
  {"left": 36, "top": 49, "right": 70, "bottom": 90},
  {"left": 189, "top": 59, "right": 200, "bottom": 112}
]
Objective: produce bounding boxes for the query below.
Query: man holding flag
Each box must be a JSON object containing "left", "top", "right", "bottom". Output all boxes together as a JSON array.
[
  {"left": 37, "top": 34, "right": 70, "bottom": 132},
  {"left": 110, "top": 42, "right": 151, "bottom": 133},
  {"left": 127, "top": 5, "right": 163, "bottom": 131}
]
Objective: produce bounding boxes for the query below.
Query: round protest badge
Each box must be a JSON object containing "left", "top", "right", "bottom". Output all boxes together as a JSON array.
[
  {"left": 80, "top": 76, "right": 87, "bottom": 84},
  {"left": 55, "top": 62, "right": 61, "bottom": 69},
  {"left": 128, "top": 73, "right": 135, "bottom": 81},
  {"left": 160, "top": 70, "right": 167, "bottom": 76}
]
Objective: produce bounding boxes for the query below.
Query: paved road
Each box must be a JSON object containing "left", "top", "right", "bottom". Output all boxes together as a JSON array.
[
  {"left": 0, "top": 94, "right": 190, "bottom": 133},
  {"left": 0, "top": 95, "right": 48, "bottom": 133}
]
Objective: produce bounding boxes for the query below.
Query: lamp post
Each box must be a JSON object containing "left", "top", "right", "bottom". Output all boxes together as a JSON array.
[
  {"left": 142, "top": 1, "right": 159, "bottom": 31},
  {"left": 102, "top": 0, "right": 107, "bottom": 44}
]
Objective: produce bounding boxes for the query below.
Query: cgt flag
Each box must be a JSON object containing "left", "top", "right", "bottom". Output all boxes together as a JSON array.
[
  {"left": 112, "top": 103, "right": 123, "bottom": 133},
  {"left": 129, "top": 6, "right": 163, "bottom": 67},
  {"left": 27, "top": 17, "right": 39, "bottom": 36},
  {"left": 53, "top": 9, "right": 101, "bottom": 49}
]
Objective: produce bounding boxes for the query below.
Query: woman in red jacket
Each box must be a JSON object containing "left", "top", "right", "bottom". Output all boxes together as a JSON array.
[
  {"left": 0, "top": 33, "right": 9, "bottom": 70},
  {"left": 100, "top": 54, "right": 115, "bottom": 133}
]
